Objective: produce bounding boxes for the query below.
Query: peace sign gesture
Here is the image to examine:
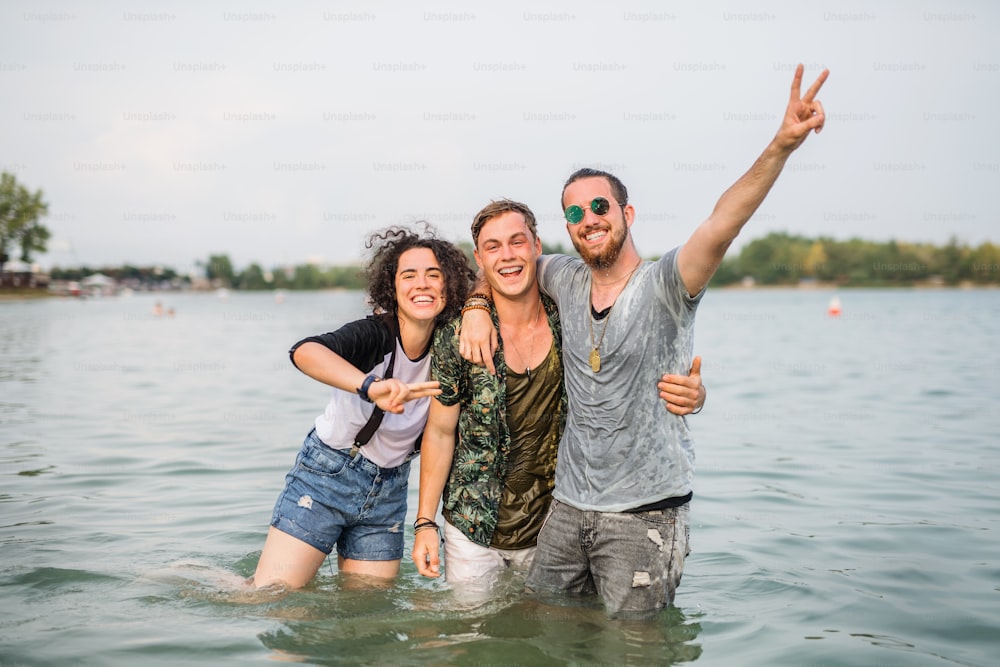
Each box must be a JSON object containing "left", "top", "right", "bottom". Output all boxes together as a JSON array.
[{"left": 774, "top": 64, "right": 829, "bottom": 153}]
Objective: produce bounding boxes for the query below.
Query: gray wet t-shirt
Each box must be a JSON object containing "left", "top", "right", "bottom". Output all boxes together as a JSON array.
[{"left": 538, "top": 248, "right": 703, "bottom": 512}]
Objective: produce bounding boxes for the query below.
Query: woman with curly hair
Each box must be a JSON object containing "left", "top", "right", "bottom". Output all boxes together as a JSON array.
[{"left": 253, "top": 225, "right": 475, "bottom": 588}]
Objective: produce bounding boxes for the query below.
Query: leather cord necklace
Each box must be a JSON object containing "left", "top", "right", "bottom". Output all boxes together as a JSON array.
[{"left": 502, "top": 298, "right": 543, "bottom": 382}]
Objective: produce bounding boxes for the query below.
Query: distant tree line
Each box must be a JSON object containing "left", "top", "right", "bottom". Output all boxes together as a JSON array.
[
  {"left": 49, "top": 257, "right": 366, "bottom": 291},
  {"left": 193, "top": 241, "right": 577, "bottom": 291},
  {"left": 199, "top": 253, "right": 367, "bottom": 290},
  {"left": 49, "top": 264, "right": 188, "bottom": 287},
  {"left": 47, "top": 234, "right": 1000, "bottom": 292},
  {"left": 709, "top": 233, "right": 1000, "bottom": 287},
  {"left": 8, "top": 167, "right": 997, "bottom": 290}
]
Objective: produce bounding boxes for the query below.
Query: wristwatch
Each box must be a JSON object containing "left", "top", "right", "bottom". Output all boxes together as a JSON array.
[{"left": 357, "top": 374, "right": 381, "bottom": 403}]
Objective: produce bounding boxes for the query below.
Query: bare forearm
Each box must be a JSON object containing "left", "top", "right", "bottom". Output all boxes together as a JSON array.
[
  {"left": 416, "top": 404, "right": 458, "bottom": 520},
  {"left": 292, "top": 342, "right": 367, "bottom": 393},
  {"left": 411, "top": 416, "right": 454, "bottom": 578},
  {"left": 706, "top": 64, "right": 828, "bottom": 244},
  {"left": 679, "top": 141, "right": 792, "bottom": 295},
  {"left": 416, "top": 437, "right": 454, "bottom": 520},
  {"left": 710, "top": 141, "right": 791, "bottom": 238}
]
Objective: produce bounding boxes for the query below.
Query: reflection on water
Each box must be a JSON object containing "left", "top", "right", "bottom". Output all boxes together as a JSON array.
[
  {"left": 256, "top": 588, "right": 703, "bottom": 666},
  {"left": 142, "top": 558, "right": 704, "bottom": 665},
  {"left": 2, "top": 289, "right": 998, "bottom": 666}
]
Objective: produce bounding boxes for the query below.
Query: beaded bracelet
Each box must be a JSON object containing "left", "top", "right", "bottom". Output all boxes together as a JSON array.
[
  {"left": 461, "top": 303, "right": 491, "bottom": 316},
  {"left": 467, "top": 293, "right": 492, "bottom": 304}
]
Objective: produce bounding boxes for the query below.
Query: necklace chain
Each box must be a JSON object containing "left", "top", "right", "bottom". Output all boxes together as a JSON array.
[
  {"left": 588, "top": 259, "right": 642, "bottom": 373},
  {"left": 502, "top": 299, "right": 543, "bottom": 381}
]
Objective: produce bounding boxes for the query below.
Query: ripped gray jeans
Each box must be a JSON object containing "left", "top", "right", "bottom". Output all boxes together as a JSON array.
[{"left": 524, "top": 499, "right": 690, "bottom": 618}]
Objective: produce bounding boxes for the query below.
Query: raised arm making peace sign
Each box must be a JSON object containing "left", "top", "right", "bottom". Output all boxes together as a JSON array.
[{"left": 678, "top": 64, "right": 830, "bottom": 296}]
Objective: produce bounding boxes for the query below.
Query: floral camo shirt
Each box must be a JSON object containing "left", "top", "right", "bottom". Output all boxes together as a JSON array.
[{"left": 431, "top": 294, "right": 565, "bottom": 548}]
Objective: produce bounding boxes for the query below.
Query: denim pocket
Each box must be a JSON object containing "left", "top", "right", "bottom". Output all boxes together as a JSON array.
[
  {"left": 632, "top": 507, "right": 679, "bottom": 527},
  {"left": 297, "top": 436, "right": 350, "bottom": 478}
]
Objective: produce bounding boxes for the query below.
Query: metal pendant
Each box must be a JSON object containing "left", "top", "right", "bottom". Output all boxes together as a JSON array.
[{"left": 589, "top": 348, "right": 601, "bottom": 373}]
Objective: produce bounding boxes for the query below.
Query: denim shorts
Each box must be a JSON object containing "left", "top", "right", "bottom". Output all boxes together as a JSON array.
[
  {"left": 269, "top": 429, "right": 411, "bottom": 561},
  {"left": 525, "top": 499, "right": 690, "bottom": 618}
]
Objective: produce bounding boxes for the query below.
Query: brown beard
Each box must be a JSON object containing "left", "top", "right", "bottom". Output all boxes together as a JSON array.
[{"left": 573, "top": 222, "right": 628, "bottom": 270}]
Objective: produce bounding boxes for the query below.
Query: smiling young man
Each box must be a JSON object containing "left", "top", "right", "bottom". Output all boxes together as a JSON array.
[
  {"left": 459, "top": 65, "right": 829, "bottom": 617},
  {"left": 411, "top": 200, "right": 705, "bottom": 595}
]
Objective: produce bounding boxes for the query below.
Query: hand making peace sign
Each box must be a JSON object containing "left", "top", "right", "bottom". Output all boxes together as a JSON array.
[{"left": 774, "top": 64, "right": 829, "bottom": 153}]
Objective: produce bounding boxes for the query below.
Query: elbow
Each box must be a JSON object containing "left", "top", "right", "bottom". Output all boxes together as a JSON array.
[
  {"left": 290, "top": 341, "right": 324, "bottom": 373},
  {"left": 289, "top": 344, "right": 306, "bottom": 370},
  {"left": 423, "top": 424, "right": 457, "bottom": 453}
]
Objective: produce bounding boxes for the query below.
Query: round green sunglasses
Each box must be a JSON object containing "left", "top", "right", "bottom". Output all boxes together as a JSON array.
[{"left": 564, "top": 196, "right": 623, "bottom": 224}]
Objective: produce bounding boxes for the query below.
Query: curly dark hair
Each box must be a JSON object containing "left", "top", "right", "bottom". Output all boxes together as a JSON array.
[{"left": 363, "top": 223, "right": 474, "bottom": 326}]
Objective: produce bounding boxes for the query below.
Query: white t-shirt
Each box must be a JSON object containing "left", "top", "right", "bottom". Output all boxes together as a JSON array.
[{"left": 292, "top": 316, "right": 430, "bottom": 469}]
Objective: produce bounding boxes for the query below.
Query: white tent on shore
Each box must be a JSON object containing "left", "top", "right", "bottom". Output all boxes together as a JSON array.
[{"left": 81, "top": 273, "right": 118, "bottom": 296}]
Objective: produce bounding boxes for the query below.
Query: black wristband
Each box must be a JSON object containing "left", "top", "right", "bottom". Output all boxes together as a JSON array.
[
  {"left": 413, "top": 520, "right": 439, "bottom": 532},
  {"left": 357, "top": 374, "right": 381, "bottom": 403}
]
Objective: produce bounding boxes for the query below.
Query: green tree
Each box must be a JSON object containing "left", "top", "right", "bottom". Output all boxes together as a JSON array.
[
  {"left": 932, "top": 236, "right": 966, "bottom": 284},
  {"left": 803, "top": 240, "right": 829, "bottom": 277},
  {"left": 205, "top": 254, "right": 235, "bottom": 287},
  {"left": 292, "top": 264, "right": 323, "bottom": 290},
  {"left": 325, "top": 265, "right": 364, "bottom": 290},
  {"left": 0, "top": 172, "right": 50, "bottom": 272},
  {"left": 969, "top": 242, "right": 1000, "bottom": 284},
  {"left": 709, "top": 256, "right": 743, "bottom": 286},
  {"left": 238, "top": 263, "right": 270, "bottom": 290},
  {"left": 456, "top": 240, "right": 476, "bottom": 267},
  {"left": 737, "top": 232, "right": 812, "bottom": 284}
]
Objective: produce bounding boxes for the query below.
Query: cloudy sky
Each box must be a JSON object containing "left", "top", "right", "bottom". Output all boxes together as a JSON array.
[{"left": 2, "top": 1, "right": 996, "bottom": 274}]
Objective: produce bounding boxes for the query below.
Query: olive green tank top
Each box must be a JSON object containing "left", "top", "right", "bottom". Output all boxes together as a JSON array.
[{"left": 491, "top": 342, "right": 562, "bottom": 550}]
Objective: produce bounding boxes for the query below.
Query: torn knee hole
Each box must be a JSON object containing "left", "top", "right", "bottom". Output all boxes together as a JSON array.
[{"left": 632, "top": 571, "right": 651, "bottom": 587}]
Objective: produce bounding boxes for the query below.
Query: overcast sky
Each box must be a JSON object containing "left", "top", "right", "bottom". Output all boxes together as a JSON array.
[{"left": 2, "top": 1, "right": 997, "bottom": 274}]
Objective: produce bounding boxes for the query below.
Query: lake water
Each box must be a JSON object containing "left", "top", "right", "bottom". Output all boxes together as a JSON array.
[{"left": 2, "top": 288, "right": 998, "bottom": 666}]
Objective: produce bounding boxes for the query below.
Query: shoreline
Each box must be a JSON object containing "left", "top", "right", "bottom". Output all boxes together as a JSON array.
[{"left": 0, "top": 289, "right": 55, "bottom": 301}]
